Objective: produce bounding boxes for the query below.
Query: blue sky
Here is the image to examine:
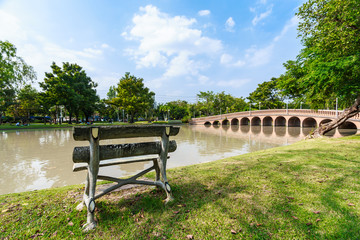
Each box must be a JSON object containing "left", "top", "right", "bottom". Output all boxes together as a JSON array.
[{"left": 0, "top": 0, "right": 304, "bottom": 103}]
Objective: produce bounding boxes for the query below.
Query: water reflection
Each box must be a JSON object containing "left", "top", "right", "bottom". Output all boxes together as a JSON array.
[{"left": 0, "top": 125, "right": 358, "bottom": 195}]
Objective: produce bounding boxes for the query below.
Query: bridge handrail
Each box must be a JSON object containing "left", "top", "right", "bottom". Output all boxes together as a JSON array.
[{"left": 192, "top": 109, "right": 360, "bottom": 121}]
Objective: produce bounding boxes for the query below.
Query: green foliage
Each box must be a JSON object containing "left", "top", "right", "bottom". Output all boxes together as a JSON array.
[
  {"left": 15, "top": 85, "right": 40, "bottom": 122},
  {"left": 278, "top": 0, "right": 360, "bottom": 109},
  {"left": 157, "top": 100, "right": 189, "bottom": 120},
  {"left": 40, "top": 62, "right": 99, "bottom": 123},
  {"left": 196, "top": 91, "right": 247, "bottom": 116},
  {"left": 0, "top": 41, "right": 36, "bottom": 124},
  {"left": 111, "top": 72, "right": 155, "bottom": 123},
  {"left": 248, "top": 77, "right": 284, "bottom": 109}
]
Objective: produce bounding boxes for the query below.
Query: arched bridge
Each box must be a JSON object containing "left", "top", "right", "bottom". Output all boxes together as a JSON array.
[{"left": 190, "top": 109, "right": 360, "bottom": 130}]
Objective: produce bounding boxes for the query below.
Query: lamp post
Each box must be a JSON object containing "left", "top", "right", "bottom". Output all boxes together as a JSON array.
[
  {"left": 300, "top": 102, "right": 302, "bottom": 109},
  {"left": 122, "top": 109, "right": 125, "bottom": 122},
  {"left": 249, "top": 102, "right": 251, "bottom": 116},
  {"left": 60, "top": 106, "right": 63, "bottom": 124},
  {"left": 259, "top": 102, "right": 261, "bottom": 110},
  {"left": 336, "top": 97, "right": 338, "bottom": 118}
]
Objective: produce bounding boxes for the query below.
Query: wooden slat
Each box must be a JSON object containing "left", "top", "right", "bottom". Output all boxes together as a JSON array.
[
  {"left": 72, "top": 156, "right": 169, "bottom": 172},
  {"left": 73, "top": 140, "right": 177, "bottom": 163},
  {"left": 73, "top": 125, "right": 180, "bottom": 141}
]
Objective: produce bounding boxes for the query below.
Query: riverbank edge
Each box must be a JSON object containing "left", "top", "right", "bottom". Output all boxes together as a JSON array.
[
  {"left": 1, "top": 135, "right": 360, "bottom": 239},
  {"left": 0, "top": 121, "right": 183, "bottom": 131}
]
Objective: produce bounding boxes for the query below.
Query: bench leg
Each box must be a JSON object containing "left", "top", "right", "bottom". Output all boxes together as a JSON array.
[
  {"left": 159, "top": 128, "right": 173, "bottom": 203},
  {"left": 153, "top": 159, "right": 160, "bottom": 182},
  {"left": 157, "top": 156, "right": 173, "bottom": 202},
  {"left": 82, "top": 128, "right": 100, "bottom": 231},
  {"left": 76, "top": 172, "right": 89, "bottom": 211}
]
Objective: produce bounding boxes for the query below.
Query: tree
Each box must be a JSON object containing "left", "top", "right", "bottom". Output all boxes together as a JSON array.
[
  {"left": 0, "top": 41, "right": 36, "bottom": 124},
  {"left": 278, "top": 0, "right": 360, "bottom": 137},
  {"left": 16, "top": 85, "right": 39, "bottom": 123},
  {"left": 197, "top": 91, "right": 215, "bottom": 116},
  {"left": 111, "top": 72, "right": 155, "bottom": 123},
  {"left": 40, "top": 62, "right": 99, "bottom": 124},
  {"left": 158, "top": 100, "right": 189, "bottom": 121},
  {"left": 248, "top": 78, "right": 284, "bottom": 109}
]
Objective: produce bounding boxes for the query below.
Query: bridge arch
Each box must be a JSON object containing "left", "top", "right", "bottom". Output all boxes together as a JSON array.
[
  {"left": 275, "top": 126, "right": 286, "bottom": 136},
  {"left": 263, "top": 126, "right": 273, "bottom": 136},
  {"left": 240, "top": 125, "right": 250, "bottom": 133},
  {"left": 288, "top": 117, "right": 300, "bottom": 127},
  {"left": 240, "top": 117, "right": 250, "bottom": 126},
  {"left": 303, "top": 117, "right": 317, "bottom": 128},
  {"left": 213, "top": 120, "right": 220, "bottom": 126},
  {"left": 231, "top": 125, "right": 239, "bottom": 132},
  {"left": 288, "top": 127, "right": 300, "bottom": 137},
  {"left": 251, "top": 117, "right": 261, "bottom": 126},
  {"left": 231, "top": 118, "right": 239, "bottom": 125},
  {"left": 339, "top": 121, "right": 357, "bottom": 136},
  {"left": 275, "top": 116, "right": 286, "bottom": 126},
  {"left": 320, "top": 119, "right": 332, "bottom": 126},
  {"left": 263, "top": 116, "right": 273, "bottom": 126},
  {"left": 204, "top": 121, "right": 211, "bottom": 126},
  {"left": 251, "top": 126, "right": 261, "bottom": 134},
  {"left": 222, "top": 119, "right": 230, "bottom": 125}
]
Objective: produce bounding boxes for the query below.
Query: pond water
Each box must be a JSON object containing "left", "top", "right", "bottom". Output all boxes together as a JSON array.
[{"left": 0, "top": 125, "right": 357, "bottom": 195}]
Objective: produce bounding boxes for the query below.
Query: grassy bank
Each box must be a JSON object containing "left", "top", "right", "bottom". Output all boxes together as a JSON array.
[{"left": 1, "top": 135, "right": 360, "bottom": 239}]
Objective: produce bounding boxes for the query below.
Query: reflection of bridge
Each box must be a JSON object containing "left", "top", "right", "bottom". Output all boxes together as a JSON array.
[{"left": 190, "top": 109, "right": 360, "bottom": 130}]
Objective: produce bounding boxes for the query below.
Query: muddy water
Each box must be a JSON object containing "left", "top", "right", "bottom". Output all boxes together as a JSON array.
[{"left": 0, "top": 125, "right": 357, "bottom": 195}]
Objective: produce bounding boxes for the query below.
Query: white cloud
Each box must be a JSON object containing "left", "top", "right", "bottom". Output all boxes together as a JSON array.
[
  {"left": 198, "top": 10, "right": 210, "bottom": 16},
  {"left": 225, "top": 17, "right": 235, "bottom": 32},
  {"left": 220, "top": 53, "right": 245, "bottom": 67},
  {"left": 0, "top": 9, "right": 28, "bottom": 43},
  {"left": 198, "top": 75, "right": 209, "bottom": 84},
  {"left": 0, "top": 9, "right": 111, "bottom": 90},
  {"left": 252, "top": 6, "right": 273, "bottom": 26},
  {"left": 123, "top": 5, "right": 222, "bottom": 86},
  {"left": 274, "top": 16, "right": 299, "bottom": 42},
  {"left": 245, "top": 44, "right": 274, "bottom": 67}
]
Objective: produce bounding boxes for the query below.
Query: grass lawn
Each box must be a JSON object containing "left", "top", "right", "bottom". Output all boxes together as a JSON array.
[{"left": 1, "top": 135, "right": 360, "bottom": 239}]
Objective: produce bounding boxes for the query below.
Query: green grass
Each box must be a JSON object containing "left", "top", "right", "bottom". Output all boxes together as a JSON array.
[{"left": 1, "top": 135, "right": 360, "bottom": 239}]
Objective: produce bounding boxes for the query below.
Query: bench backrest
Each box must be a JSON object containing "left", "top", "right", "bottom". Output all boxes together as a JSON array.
[{"left": 72, "top": 125, "right": 180, "bottom": 163}]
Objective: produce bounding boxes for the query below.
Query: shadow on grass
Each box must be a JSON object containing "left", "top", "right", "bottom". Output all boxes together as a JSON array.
[{"left": 87, "top": 145, "right": 360, "bottom": 239}]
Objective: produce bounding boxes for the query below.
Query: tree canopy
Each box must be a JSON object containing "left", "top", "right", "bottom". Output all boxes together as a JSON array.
[
  {"left": 111, "top": 72, "right": 155, "bottom": 123},
  {"left": 0, "top": 41, "right": 36, "bottom": 124},
  {"left": 277, "top": 0, "right": 360, "bottom": 136},
  {"left": 40, "top": 62, "right": 99, "bottom": 123},
  {"left": 196, "top": 91, "right": 247, "bottom": 116},
  {"left": 278, "top": 0, "right": 360, "bottom": 108},
  {"left": 248, "top": 77, "right": 284, "bottom": 109}
]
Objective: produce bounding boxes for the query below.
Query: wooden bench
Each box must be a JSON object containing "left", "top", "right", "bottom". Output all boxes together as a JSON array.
[{"left": 72, "top": 125, "right": 180, "bottom": 231}]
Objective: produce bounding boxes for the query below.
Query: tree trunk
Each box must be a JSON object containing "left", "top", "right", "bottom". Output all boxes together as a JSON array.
[
  {"left": 68, "top": 111, "right": 72, "bottom": 124},
  {"left": 307, "top": 95, "right": 360, "bottom": 138},
  {"left": 130, "top": 113, "right": 135, "bottom": 123},
  {"left": 0, "top": 112, "right": 2, "bottom": 125}
]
